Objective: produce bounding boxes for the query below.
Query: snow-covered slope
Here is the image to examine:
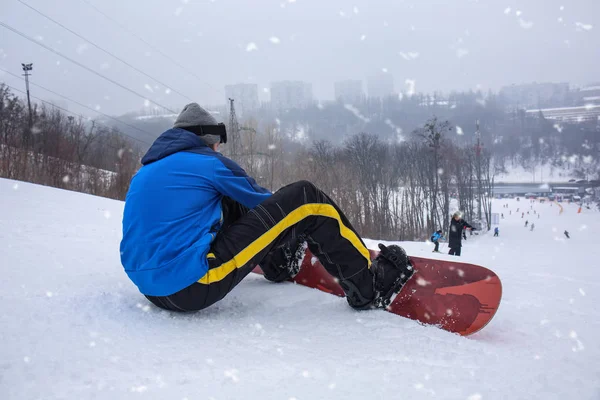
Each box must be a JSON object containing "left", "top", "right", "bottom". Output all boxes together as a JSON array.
[{"left": 1, "top": 178, "right": 599, "bottom": 400}]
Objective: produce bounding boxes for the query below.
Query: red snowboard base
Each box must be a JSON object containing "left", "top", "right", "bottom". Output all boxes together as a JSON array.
[{"left": 253, "top": 249, "right": 502, "bottom": 336}]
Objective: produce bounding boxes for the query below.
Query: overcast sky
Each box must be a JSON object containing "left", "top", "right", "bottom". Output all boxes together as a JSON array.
[{"left": 1, "top": 0, "right": 598, "bottom": 116}]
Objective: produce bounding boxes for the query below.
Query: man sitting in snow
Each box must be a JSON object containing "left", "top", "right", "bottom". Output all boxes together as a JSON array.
[{"left": 120, "top": 103, "right": 413, "bottom": 312}]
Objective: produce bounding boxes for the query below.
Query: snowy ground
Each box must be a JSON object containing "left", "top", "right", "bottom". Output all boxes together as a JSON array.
[{"left": 1, "top": 178, "right": 599, "bottom": 400}]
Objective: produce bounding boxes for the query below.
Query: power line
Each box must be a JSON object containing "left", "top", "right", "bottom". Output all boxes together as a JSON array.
[
  {"left": 80, "top": 0, "right": 224, "bottom": 96},
  {"left": 16, "top": 0, "right": 195, "bottom": 103},
  {"left": 3, "top": 82, "right": 153, "bottom": 147},
  {"left": 0, "top": 67, "right": 157, "bottom": 143},
  {"left": 0, "top": 19, "right": 178, "bottom": 114}
]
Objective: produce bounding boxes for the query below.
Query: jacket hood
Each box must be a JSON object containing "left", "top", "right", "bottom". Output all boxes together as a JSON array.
[{"left": 141, "top": 128, "right": 210, "bottom": 165}]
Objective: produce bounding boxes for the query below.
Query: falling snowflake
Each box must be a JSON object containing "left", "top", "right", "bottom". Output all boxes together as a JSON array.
[
  {"left": 76, "top": 43, "right": 89, "bottom": 54},
  {"left": 504, "top": 7, "right": 511, "bottom": 14},
  {"left": 405, "top": 79, "right": 416, "bottom": 96},
  {"left": 302, "top": 370, "right": 310, "bottom": 378},
  {"left": 344, "top": 104, "right": 370, "bottom": 122},
  {"left": 268, "top": 144, "right": 276, "bottom": 150},
  {"left": 353, "top": 6, "right": 358, "bottom": 14},
  {"left": 382, "top": 67, "right": 388, "bottom": 73},
  {"left": 224, "top": 369, "right": 240, "bottom": 383},
  {"left": 399, "top": 52, "right": 419, "bottom": 60},
  {"left": 516, "top": 10, "right": 522, "bottom": 16},
  {"left": 519, "top": 19, "right": 534, "bottom": 29},
  {"left": 269, "top": 37, "right": 281, "bottom": 44},
  {"left": 468, "top": 394, "right": 483, "bottom": 400},
  {"left": 144, "top": 99, "right": 150, "bottom": 107},
  {"left": 575, "top": 22, "right": 593, "bottom": 31},
  {"left": 456, "top": 48, "right": 469, "bottom": 58},
  {"left": 46, "top": 291, "right": 53, "bottom": 297},
  {"left": 13, "top": 183, "right": 19, "bottom": 190},
  {"left": 174, "top": 7, "right": 184, "bottom": 16},
  {"left": 130, "top": 386, "right": 147, "bottom": 393},
  {"left": 246, "top": 42, "right": 258, "bottom": 52},
  {"left": 456, "top": 126, "right": 464, "bottom": 135},
  {"left": 416, "top": 277, "right": 430, "bottom": 286},
  {"left": 579, "top": 288, "right": 586, "bottom": 296}
]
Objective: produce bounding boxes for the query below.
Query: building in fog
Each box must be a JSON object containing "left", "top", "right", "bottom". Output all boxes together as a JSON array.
[
  {"left": 500, "top": 82, "right": 569, "bottom": 109},
  {"left": 270, "top": 81, "right": 313, "bottom": 110},
  {"left": 367, "top": 72, "right": 394, "bottom": 99},
  {"left": 525, "top": 104, "right": 600, "bottom": 124},
  {"left": 224, "top": 83, "right": 259, "bottom": 117},
  {"left": 575, "top": 84, "right": 600, "bottom": 105},
  {"left": 334, "top": 80, "right": 363, "bottom": 104}
]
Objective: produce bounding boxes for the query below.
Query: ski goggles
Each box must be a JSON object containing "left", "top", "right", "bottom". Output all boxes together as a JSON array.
[{"left": 193, "top": 123, "right": 227, "bottom": 144}]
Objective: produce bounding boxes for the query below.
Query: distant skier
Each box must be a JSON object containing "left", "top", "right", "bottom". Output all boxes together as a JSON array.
[
  {"left": 510, "top": 210, "right": 512, "bottom": 215},
  {"left": 448, "top": 211, "right": 475, "bottom": 256},
  {"left": 494, "top": 227, "right": 499, "bottom": 237},
  {"left": 120, "top": 102, "right": 413, "bottom": 313},
  {"left": 522, "top": 212, "right": 524, "bottom": 218},
  {"left": 501, "top": 213, "right": 504, "bottom": 219},
  {"left": 564, "top": 230, "right": 570, "bottom": 239},
  {"left": 430, "top": 230, "right": 444, "bottom": 253},
  {"left": 538, "top": 213, "right": 540, "bottom": 219},
  {"left": 530, "top": 223, "right": 535, "bottom": 231},
  {"left": 525, "top": 220, "right": 528, "bottom": 227}
]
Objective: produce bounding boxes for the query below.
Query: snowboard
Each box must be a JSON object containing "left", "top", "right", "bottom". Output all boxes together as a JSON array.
[{"left": 253, "top": 248, "right": 502, "bottom": 336}]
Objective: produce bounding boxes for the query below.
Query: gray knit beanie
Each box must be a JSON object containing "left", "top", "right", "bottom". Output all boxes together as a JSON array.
[{"left": 174, "top": 102, "right": 221, "bottom": 145}]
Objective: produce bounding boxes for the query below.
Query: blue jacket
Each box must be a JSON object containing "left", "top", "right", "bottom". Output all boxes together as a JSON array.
[
  {"left": 431, "top": 232, "right": 443, "bottom": 242},
  {"left": 120, "top": 128, "right": 271, "bottom": 296}
]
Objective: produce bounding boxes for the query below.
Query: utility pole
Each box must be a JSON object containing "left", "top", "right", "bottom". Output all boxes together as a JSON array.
[
  {"left": 475, "top": 119, "right": 482, "bottom": 221},
  {"left": 21, "top": 63, "right": 33, "bottom": 146},
  {"left": 228, "top": 98, "right": 239, "bottom": 158}
]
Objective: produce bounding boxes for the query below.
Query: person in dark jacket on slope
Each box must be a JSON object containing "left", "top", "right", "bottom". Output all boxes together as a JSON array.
[
  {"left": 120, "top": 103, "right": 413, "bottom": 312},
  {"left": 448, "top": 211, "right": 475, "bottom": 256}
]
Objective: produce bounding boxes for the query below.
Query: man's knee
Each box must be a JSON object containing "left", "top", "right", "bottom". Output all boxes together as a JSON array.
[{"left": 277, "top": 180, "right": 319, "bottom": 199}]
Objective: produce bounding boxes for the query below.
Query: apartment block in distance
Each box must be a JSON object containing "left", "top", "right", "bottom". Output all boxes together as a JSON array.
[
  {"left": 367, "top": 72, "right": 395, "bottom": 99},
  {"left": 270, "top": 81, "right": 313, "bottom": 110},
  {"left": 334, "top": 80, "right": 364, "bottom": 104},
  {"left": 224, "top": 83, "right": 259, "bottom": 117}
]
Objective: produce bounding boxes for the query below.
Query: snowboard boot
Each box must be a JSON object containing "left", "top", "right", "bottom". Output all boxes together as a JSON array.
[
  {"left": 371, "top": 243, "right": 414, "bottom": 309},
  {"left": 261, "top": 236, "right": 307, "bottom": 283}
]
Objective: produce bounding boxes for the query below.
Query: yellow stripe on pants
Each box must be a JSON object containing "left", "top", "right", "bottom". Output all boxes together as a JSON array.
[{"left": 197, "top": 203, "right": 370, "bottom": 284}]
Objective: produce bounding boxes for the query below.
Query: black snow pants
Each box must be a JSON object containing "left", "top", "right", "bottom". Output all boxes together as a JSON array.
[
  {"left": 433, "top": 241, "right": 440, "bottom": 252},
  {"left": 448, "top": 247, "right": 462, "bottom": 256},
  {"left": 144, "top": 180, "right": 375, "bottom": 311}
]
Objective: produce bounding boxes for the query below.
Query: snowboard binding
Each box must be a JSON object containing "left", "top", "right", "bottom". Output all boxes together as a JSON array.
[
  {"left": 372, "top": 243, "right": 414, "bottom": 309},
  {"left": 261, "top": 235, "right": 307, "bottom": 283}
]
